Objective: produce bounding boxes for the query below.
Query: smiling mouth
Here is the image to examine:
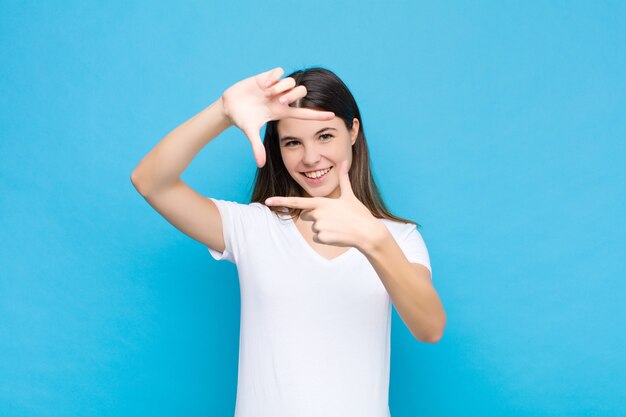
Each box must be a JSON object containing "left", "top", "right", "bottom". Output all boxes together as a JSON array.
[{"left": 300, "top": 166, "right": 333, "bottom": 179}]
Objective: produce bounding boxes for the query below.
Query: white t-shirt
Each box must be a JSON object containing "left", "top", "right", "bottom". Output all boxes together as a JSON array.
[{"left": 207, "top": 197, "right": 432, "bottom": 417}]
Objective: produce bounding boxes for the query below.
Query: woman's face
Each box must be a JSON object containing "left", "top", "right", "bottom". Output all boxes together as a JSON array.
[{"left": 277, "top": 115, "right": 359, "bottom": 199}]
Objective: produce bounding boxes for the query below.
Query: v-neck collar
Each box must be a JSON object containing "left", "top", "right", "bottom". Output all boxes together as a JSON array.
[{"left": 284, "top": 215, "right": 359, "bottom": 264}]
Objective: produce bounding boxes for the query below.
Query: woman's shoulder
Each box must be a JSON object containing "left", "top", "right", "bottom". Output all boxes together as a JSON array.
[
  {"left": 378, "top": 217, "right": 416, "bottom": 229},
  {"left": 378, "top": 218, "right": 423, "bottom": 240},
  {"left": 208, "top": 197, "right": 282, "bottom": 222},
  {"left": 208, "top": 197, "right": 264, "bottom": 209}
]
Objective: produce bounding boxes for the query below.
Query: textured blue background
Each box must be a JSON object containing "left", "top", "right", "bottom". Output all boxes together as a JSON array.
[{"left": 1, "top": 1, "right": 624, "bottom": 416}]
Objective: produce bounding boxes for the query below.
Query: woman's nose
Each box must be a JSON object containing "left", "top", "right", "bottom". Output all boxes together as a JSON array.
[{"left": 302, "top": 145, "right": 322, "bottom": 165}]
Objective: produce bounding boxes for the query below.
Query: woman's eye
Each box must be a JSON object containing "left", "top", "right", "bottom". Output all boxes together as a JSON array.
[{"left": 284, "top": 135, "right": 332, "bottom": 147}]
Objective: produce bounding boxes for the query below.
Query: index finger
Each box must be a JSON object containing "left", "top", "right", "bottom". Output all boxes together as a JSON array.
[
  {"left": 264, "top": 67, "right": 285, "bottom": 87},
  {"left": 286, "top": 107, "right": 335, "bottom": 121},
  {"left": 265, "top": 196, "right": 322, "bottom": 209}
]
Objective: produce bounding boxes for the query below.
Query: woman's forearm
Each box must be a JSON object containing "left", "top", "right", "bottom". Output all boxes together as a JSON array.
[{"left": 130, "top": 97, "right": 233, "bottom": 196}]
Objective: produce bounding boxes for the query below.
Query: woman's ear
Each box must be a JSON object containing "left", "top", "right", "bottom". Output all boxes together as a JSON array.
[{"left": 350, "top": 118, "right": 360, "bottom": 145}]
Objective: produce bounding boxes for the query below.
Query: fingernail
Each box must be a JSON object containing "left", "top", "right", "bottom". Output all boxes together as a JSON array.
[{"left": 265, "top": 198, "right": 273, "bottom": 205}]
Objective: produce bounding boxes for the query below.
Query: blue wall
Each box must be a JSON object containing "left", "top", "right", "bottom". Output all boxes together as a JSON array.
[{"left": 1, "top": 1, "right": 624, "bottom": 416}]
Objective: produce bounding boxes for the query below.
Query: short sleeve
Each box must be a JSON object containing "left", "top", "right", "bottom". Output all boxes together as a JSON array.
[
  {"left": 398, "top": 223, "right": 432, "bottom": 279},
  {"left": 206, "top": 197, "right": 264, "bottom": 264}
]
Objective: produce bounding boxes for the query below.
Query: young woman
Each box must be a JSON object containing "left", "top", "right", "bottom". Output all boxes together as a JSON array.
[{"left": 131, "top": 66, "right": 446, "bottom": 417}]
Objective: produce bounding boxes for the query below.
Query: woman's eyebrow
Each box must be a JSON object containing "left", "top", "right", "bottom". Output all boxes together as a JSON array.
[{"left": 279, "top": 127, "right": 337, "bottom": 143}]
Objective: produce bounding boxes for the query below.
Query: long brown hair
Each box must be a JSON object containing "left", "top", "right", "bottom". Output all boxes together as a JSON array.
[{"left": 249, "top": 67, "right": 421, "bottom": 228}]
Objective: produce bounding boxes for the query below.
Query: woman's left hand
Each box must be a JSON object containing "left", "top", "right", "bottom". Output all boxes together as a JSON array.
[{"left": 264, "top": 160, "right": 386, "bottom": 252}]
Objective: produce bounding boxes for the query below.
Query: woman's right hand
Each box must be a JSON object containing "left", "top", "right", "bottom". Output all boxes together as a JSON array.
[{"left": 220, "top": 67, "right": 336, "bottom": 168}]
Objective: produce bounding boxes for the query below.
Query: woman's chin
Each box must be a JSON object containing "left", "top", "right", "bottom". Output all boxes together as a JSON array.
[{"left": 307, "top": 186, "right": 340, "bottom": 199}]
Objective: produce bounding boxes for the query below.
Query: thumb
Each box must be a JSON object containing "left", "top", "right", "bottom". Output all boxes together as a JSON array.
[
  {"left": 244, "top": 127, "right": 266, "bottom": 168},
  {"left": 338, "top": 160, "right": 354, "bottom": 198}
]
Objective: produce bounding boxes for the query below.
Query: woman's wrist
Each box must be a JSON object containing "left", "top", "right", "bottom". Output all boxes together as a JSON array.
[{"left": 217, "top": 95, "right": 234, "bottom": 128}]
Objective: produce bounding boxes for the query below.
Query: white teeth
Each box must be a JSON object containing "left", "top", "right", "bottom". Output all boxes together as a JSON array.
[{"left": 303, "top": 167, "right": 331, "bottom": 179}]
